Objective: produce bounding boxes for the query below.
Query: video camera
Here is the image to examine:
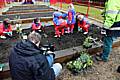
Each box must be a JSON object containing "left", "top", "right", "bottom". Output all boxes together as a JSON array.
[{"left": 40, "top": 44, "right": 55, "bottom": 57}]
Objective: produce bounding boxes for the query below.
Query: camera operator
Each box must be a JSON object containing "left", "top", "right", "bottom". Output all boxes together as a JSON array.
[{"left": 9, "top": 31, "right": 62, "bottom": 80}]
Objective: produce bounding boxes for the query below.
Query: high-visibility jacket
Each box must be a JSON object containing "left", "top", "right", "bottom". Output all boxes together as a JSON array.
[{"left": 104, "top": 0, "right": 120, "bottom": 29}]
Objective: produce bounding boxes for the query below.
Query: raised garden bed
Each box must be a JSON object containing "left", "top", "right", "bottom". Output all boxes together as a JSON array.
[
  {"left": 0, "top": 12, "right": 54, "bottom": 21},
  {"left": 0, "top": 24, "right": 102, "bottom": 63},
  {"left": 2, "top": 9, "right": 55, "bottom": 15},
  {"left": 0, "top": 24, "right": 120, "bottom": 80},
  {"left": 8, "top": 5, "right": 50, "bottom": 11}
]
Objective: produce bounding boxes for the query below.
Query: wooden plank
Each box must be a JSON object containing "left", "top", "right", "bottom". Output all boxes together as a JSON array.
[
  {"left": 2, "top": 9, "right": 55, "bottom": 15},
  {"left": 0, "top": 39, "right": 120, "bottom": 79}
]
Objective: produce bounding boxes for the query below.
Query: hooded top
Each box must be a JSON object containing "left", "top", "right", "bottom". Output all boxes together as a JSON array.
[
  {"left": 53, "top": 12, "right": 63, "bottom": 25},
  {"left": 0, "top": 23, "right": 12, "bottom": 35},
  {"left": 9, "top": 40, "right": 55, "bottom": 80}
]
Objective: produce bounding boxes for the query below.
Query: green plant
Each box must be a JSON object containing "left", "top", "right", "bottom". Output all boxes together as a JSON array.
[
  {"left": 83, "top": 36, "right": 93, "bottom": 48},
  {"left": 66, "top": 52, "right": 93, "bottom": 73},
  {"left": 80, "top": 52, "right": 93, "bottom": 69}
]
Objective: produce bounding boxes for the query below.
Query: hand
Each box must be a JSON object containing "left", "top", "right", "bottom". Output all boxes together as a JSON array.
[
  {"left": 69, "top": 21, "right": 72, "bottom": 24},
  {"left": 101, "top": 28, "right": 106, "bottom": 35},
  {"left": 6, "top": 32, "right": 12, "bottom": 36}
]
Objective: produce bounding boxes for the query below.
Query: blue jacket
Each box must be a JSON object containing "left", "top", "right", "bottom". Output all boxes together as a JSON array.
[
  {"left": 67, "top": 9, "right": 76, "bottom": 24},
  {"left": 9, "top": 40, "right": 55, "bottom": 80}
]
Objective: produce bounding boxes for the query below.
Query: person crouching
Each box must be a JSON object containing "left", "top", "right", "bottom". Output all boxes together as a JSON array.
[
  {"left": 31, "top": 18, "right": 42, "bottom": 33},
  {"left": 53, "top": 12, "right": 67, "bottom": 38},
  {"left": 77, "top": 14, "right": 90, "bottom": 34},
  {"left": 0, "top": 18, "right": 12, "bottom": 39}
]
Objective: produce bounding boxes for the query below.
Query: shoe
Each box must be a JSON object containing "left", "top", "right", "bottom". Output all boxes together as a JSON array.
[
  {"left": 95, "top": 55, "right": 103, "bottom": 61},
  {"left": 54, "top": 35, "right": 58, "bottom": 38},
  {"left": 83, "top": 32, "right": 88, "bottom": 34},
  {"left": 0, "top": 36, "right": 6, "bottom": 39},
  {"left": 54, "top": 35, "right": 60, "bottom": 38},
  {"left": 95, "top": 55, "right": 108, "bottom": 62}
]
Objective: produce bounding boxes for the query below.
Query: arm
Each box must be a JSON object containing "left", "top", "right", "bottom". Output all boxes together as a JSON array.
[
  {"left": 0, "top": 24, "right": 3, "bottom": 34},
  {"left": 8, "top": 25, "right": 12, "bottom": 32},
  {"left": 32, "top": 23, "right": 36, "bottom": 30}
]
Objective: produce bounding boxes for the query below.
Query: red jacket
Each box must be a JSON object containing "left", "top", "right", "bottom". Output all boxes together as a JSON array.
[
  {"left": 78, "top": 17, "right": 90, "bottom": 28},
  {"left": 0, "top": 23, "right": 12, "bottom": 35},
  {"left": 32, "top": 23, "right": 41, "bottom": 30}
]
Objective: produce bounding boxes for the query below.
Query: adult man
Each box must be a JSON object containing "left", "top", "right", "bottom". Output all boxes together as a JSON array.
[
  {"left": 0, "top": 18, "right": 12, "bottom": 39},
  {"left": 9, "top": 31, "right": 62, "bottom": 80},
  {"left": 97, "top": 0, "right": 120, "bottom": 62}
]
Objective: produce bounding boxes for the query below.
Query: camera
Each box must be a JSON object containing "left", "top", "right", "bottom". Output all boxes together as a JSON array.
[{"left": 40, "top": 44, "right": 55, "bottom": 57}]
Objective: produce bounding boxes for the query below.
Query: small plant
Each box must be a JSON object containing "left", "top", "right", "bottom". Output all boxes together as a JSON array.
[
  {"left": 83, "top": 36, "right": 93, "bottom": 49},
  {"left": 66, "top": 52, "right": 93, "bottom": 73}
]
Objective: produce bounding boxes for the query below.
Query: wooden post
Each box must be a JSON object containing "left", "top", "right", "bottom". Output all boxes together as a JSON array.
[
  {"left": 86, "top": 0, "right": 90, "bottom": 17},
  {"left": 60, "top": 0, "right": 62, "bottom": 9}
]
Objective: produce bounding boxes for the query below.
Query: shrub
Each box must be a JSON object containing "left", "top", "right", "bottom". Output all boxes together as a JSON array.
[{"left": 66, "top": 52, "right": 93, "bottom": 73}]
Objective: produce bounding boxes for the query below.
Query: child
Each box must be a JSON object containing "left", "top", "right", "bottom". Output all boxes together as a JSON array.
[
  {"left": 67, "top": 3, "right": 76, "bottom": 33},
  {"left": 31, "top": 18, "right": 42, "bottom": 32},
  {"left": 77, "top": 14, "right": 90, "bottom": 34},
  {"left": 53, "top": 11, "right": 67, "bottom": 38},
  {"left": 22, "top": 0, "right": 35, "bottom": 4},
  {"left": 0, "top": 18, "right": 12, "bottom": 39}
]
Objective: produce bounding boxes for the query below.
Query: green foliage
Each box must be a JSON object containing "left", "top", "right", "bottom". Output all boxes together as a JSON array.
[
  {"left": 66, "top": 52, "right": 93, "bottom": 72},
  {"left": 83, "top": 36, "right": 93, "bottom": 48}
]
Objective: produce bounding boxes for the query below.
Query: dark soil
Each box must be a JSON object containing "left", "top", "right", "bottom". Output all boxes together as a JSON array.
[
  {"left": 0, "top": 24, "right": 102, "bottom": 63},
  {"left": 56, "top": 47, "right": 120, "bottom": 80}
]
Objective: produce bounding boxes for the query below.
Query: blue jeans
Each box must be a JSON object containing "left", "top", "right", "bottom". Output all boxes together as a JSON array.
[
  {"left": 46, "top": 55, "right": 62, "bottom": 77},
  {"left": 46, "top": 54, "right": 54, "bottom": 67},
  {"left": 101, "top": 36, "right": 117, "bottom": 61}
]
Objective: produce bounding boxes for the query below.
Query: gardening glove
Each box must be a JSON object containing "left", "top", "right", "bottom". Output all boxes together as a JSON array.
[
  {"left": 101, "top": 28, "right": 106, "bottom": 35},
  {"left": 6, "top": 32, "right": 12, "bottom": 36}
]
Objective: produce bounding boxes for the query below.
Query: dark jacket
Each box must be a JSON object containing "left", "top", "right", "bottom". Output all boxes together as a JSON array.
[{"left": 9, "top": 40, "right": 55, "bottom": 80}]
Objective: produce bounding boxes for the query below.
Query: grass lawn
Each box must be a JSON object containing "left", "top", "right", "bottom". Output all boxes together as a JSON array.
[{"left": 52, "top": 3, "right": 103, "bottom": 21}]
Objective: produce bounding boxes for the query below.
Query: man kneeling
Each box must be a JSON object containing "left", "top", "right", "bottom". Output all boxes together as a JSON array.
[{"left": 9, "top": 31, "right": 62, "bottom": 80}]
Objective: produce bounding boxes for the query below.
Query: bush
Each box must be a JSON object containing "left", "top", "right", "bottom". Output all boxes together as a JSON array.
[{"left": 66, "top": 52, "right": 93, "bottom": 73}]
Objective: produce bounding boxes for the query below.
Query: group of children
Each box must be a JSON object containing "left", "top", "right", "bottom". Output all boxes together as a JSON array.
[
  {"left": 0, "top": 3, "right": 90, "bottom": 39},
  {"left": 53, "top": 3, "right": 90, "bottom": 37}
]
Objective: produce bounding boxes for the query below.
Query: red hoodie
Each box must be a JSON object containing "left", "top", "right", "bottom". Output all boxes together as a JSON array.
[{"left": 0, "top": 23, "right": 12, "bottom": 35}]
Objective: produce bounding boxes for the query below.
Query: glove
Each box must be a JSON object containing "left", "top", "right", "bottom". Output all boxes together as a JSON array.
[
  {"left": 7, "top": 32, "right": 12, "bottom": 36},
  {"left": 101, "top": 28, "right": 106, "bottom": 35}
]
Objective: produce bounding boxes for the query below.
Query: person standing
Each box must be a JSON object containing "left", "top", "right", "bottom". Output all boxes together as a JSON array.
[
  {"left": 9, "top": 31, "right": 62, "bottom": 80},
  {"left": 97, "top": 0, "right": 120, "bottom": 62},
  {"left": 67, "top": 3, "right": 76, "bottom": 33}
]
